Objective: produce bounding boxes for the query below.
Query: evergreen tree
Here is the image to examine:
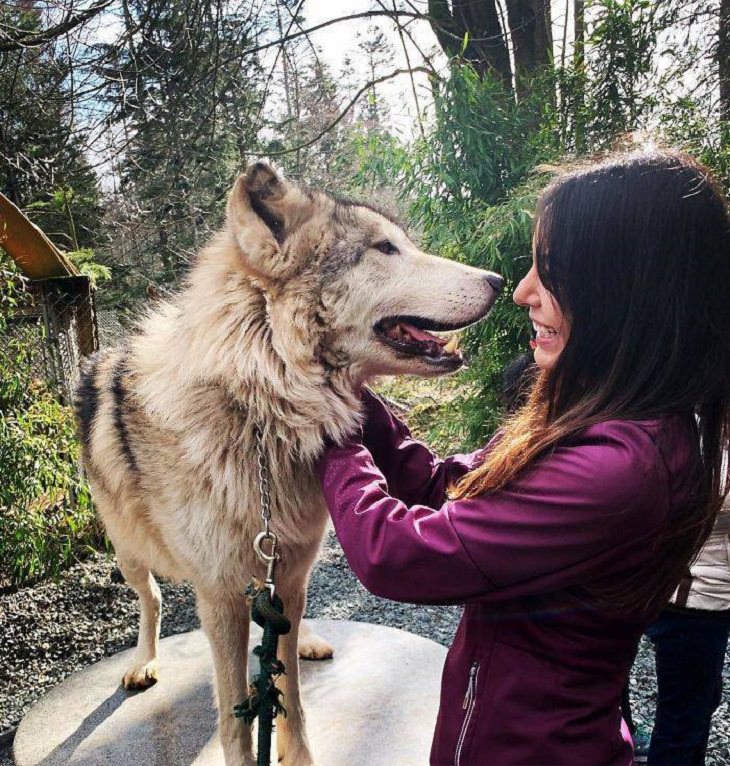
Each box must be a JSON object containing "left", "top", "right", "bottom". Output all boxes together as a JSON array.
[
  {"left": 0, "top": 4, "right": 103, "bottom": 252},
  {"left": 104, "top": 0, "right": 264, "bottom": 294}
]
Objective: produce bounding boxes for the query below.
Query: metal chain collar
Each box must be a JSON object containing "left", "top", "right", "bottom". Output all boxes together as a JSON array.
[
  {"left": 254, "top": 423, "right": 273, "bottom": 537},
  {"left": 253, "top": 424, "right": 280, "bottom": 597}
]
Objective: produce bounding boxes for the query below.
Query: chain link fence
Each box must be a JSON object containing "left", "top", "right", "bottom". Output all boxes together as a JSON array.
[
  {"left": 2, "top": 269, "right": 147, "bottom": 413},
  {"left": 2, "top": 275, "right": 100, "bottom": 404},
  {"left": 96, "top": 307, "right": 128, "bottom": 349}
]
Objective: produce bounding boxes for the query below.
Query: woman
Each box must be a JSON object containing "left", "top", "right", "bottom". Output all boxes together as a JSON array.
[{"left": 317, "top": 148, "right": 730, "bottom": 765}]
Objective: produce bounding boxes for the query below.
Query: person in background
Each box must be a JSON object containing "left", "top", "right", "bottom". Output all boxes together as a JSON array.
[
  {"left": 498, "top": 353, "right": 535, "bottom": 414},
  {"left": 633, "top": 508, "right": 730, "bottom": 765}
]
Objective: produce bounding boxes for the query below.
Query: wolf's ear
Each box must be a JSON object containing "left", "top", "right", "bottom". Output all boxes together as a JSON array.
[
  {"left": 239, "top": 162, "right": 287, "bottom": 241},
  {"left": 226, "top": 162, "right": 309, "bottom": 280}
]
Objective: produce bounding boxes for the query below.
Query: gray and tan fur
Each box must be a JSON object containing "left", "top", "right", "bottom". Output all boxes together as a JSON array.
[{"left": 74, "top": 163, "right": 500, "bottom": 765}]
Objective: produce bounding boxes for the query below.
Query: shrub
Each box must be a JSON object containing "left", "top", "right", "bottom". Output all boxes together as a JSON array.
[{"left": 0, "top": 252, "right": 102, "bottom": 587}]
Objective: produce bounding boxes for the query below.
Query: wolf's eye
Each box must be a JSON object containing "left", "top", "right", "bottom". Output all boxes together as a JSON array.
[{"left": 374, "top": 240, "right": 399, "bottom": 255}]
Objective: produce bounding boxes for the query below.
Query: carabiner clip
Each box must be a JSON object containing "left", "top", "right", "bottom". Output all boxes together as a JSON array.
[{"left": 253, "top": 530, "right": 280, "bottom": 598}]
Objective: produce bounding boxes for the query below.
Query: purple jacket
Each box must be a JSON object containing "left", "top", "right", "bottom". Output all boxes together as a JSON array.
[{"left": 317, "top": 391, "right": 701, "bottom": 765}]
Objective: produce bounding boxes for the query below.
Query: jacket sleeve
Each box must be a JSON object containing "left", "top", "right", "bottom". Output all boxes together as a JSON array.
[
  {"left": 317, "top": 421, "right": 669, "bottom": 605},
  {"left": 359, "top": 388, "right": 487, "bottom": 507}
]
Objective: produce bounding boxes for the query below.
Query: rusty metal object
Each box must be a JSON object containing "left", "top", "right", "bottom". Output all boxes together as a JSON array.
[
  {"left": 0, "top": 194, "right": 99, "bottom": 392},
  {"left": 0, "top": 192, "right": 77, "bottom": 278}
]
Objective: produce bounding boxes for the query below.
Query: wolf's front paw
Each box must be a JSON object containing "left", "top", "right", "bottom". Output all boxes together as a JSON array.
[
  {"left": 122, "top": 659, "right": 159, "bottom": 690},
  {"left": 297, "top": 631, "right": 333, "bottom": 660}
]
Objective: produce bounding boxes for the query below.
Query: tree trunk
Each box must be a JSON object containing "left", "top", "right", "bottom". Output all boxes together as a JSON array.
[
  {"left": 428, "top": 0, "right": 512, "bottom": 90},
  {"left": 505, "top": 0, "right": 553, "bottom": 101},
  {"left": 720, "top": 0, "right": 730, "bottom": 126},
  {"left": 573, "top": 0, "right": 586, "bottom": 151}
]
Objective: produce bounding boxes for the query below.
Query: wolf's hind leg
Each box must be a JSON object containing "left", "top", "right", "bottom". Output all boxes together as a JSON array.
[
  {"left": 118, "top": 556, "right": 162, "bottom": 690},
  {"left": 297, "top": 618, "right": 334, "bottom": 660}
]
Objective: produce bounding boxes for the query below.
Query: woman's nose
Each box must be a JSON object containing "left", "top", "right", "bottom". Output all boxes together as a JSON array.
[{"left": 513, "top": 266, "right": 538, "bottom": 307}]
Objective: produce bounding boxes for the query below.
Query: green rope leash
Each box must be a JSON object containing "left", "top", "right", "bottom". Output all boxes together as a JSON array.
[
  {"left": 237, "top": 425, "right": 292, "bottom": 766},
  {"left": 235, "top": 584, "right": 291, "bottom": 766}
]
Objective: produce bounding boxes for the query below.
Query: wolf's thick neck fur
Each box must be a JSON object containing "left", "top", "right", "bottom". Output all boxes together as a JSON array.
[{"left": 129, "top": 228, "right": 361, "bottom": 464}]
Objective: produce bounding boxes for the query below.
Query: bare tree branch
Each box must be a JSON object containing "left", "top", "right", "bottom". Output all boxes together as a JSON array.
[
  {"left": 257, "top": 67, "right": 433, "bottom": 157},
  {"left": 236, "top": 8, "right": 511, "bottom": 62},
  {"left": 376, "top": 0, "right": 427, "bottom": 138},
  {"left": 0, "top": 0, "right": 114, "bottom": 52},
  {"left": 387, "top": 0, "right": 441, "bottom": 77}
]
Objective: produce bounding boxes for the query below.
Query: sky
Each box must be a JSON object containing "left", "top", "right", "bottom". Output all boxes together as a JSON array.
[
  {"left": 63, "top": 0, "right": 718, "bottom": 178},
  {"left": 266, "top": 0, "right": 444, "bottom": 137},
  {"left": 81, "top": 0, "right": 615, "bottom": 144},
  {"left": 266, "top": 1, "right": 577, "bottom": 138}
]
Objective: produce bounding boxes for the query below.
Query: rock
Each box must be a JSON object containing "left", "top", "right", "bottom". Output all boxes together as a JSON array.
[{"left": 14, "top": 620, "right": 446, "bottom": 766}]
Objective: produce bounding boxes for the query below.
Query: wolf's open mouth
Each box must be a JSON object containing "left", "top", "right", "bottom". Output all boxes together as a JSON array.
[{"left": 374, "top": 316, "right": 465, "bottom": 368}]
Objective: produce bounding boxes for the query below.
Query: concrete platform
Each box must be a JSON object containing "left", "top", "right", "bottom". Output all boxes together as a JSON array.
[{"left": 14, "top": 619, "right": 446, "bottom": 766}]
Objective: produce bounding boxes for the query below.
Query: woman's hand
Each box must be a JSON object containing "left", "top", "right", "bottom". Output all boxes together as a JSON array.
[{"left": 322, "top": 387, "right": 389, "bottom": 449}]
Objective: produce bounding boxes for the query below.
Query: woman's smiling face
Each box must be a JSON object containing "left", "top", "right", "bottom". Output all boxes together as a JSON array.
[{"left": 513, "top": 247, "right": 571, "bottom": 371}]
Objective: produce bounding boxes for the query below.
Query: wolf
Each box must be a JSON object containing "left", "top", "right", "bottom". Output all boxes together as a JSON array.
[{"left": 74, "top": 162, "right": 502, "bottom": 765}]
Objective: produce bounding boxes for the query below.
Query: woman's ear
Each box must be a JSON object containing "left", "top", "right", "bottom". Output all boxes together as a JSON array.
[{"left": 226, "top": 162, "right": 313, "bottom": 280}]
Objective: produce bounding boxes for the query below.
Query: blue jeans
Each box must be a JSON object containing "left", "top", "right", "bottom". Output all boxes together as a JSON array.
[{"left": 646, "top": 608, "right": 730, "bottom": 766}]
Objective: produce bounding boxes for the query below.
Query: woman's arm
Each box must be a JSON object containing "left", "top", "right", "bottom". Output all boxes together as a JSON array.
[
  {"left": 318, "top": 420, "right": 669, "bottom": 605},
  {"left": 359, "top": 388, "right": 487, "bottom": 507}
]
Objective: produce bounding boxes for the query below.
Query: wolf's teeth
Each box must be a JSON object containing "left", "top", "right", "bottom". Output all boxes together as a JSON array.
[{"left": 443, "top": 335, "right": 460, "bottom": 354}]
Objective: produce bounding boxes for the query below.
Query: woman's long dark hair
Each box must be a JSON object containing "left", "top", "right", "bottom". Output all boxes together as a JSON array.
[{"left": 453, "top": 147, "right": 730, "bottom": 613}]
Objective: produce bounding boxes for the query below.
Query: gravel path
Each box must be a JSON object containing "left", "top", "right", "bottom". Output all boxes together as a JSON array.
[{"left": 1, "top": 530, "right": 729, "bottom": 764}]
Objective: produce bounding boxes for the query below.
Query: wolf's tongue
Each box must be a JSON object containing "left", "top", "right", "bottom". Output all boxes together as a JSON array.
[{"left": 400, "top": 322, "right": 448, "bottom": 346}]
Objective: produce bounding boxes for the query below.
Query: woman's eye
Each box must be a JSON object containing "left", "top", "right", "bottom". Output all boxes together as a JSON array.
[{"left": 374, "top": 240, "right": 399, "bottom": 255}]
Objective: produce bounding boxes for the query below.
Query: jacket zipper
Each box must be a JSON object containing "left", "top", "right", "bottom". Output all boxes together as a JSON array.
[{"left": 454, "top": 661, "right": 480, "bottom": 766}]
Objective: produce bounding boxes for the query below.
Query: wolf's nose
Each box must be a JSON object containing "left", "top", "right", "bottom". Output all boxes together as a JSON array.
[{"left": 485, "top": 273, "right": 504, "bottom": 292}]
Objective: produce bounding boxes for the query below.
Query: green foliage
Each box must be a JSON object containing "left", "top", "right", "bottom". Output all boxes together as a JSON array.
[
  {"left": 584, "top": 0, "right": 661, "bottom": 144},
  {"left": 657, "top": 98, "right": 730, "bottom": 195},
  {"left": 405, "top": 66, "right": 557, "bottom": 211},
  {"left": 441, "top": 177, "right": 550, "bottom": 445},
  {"left": 26, "top": 186, "right": 105, "bottom": 256},
  {"left": 0, "top": 252, "right": 102, "bottom": 587},
  {"left": 375, "top": 376, "right": 472, "bottom": 455},
  {"left": 66, "top": 249, "right": 112, "bottom": 287},
  {"left": 362, "top": 67, "right": 559, "bottom": 447}
]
